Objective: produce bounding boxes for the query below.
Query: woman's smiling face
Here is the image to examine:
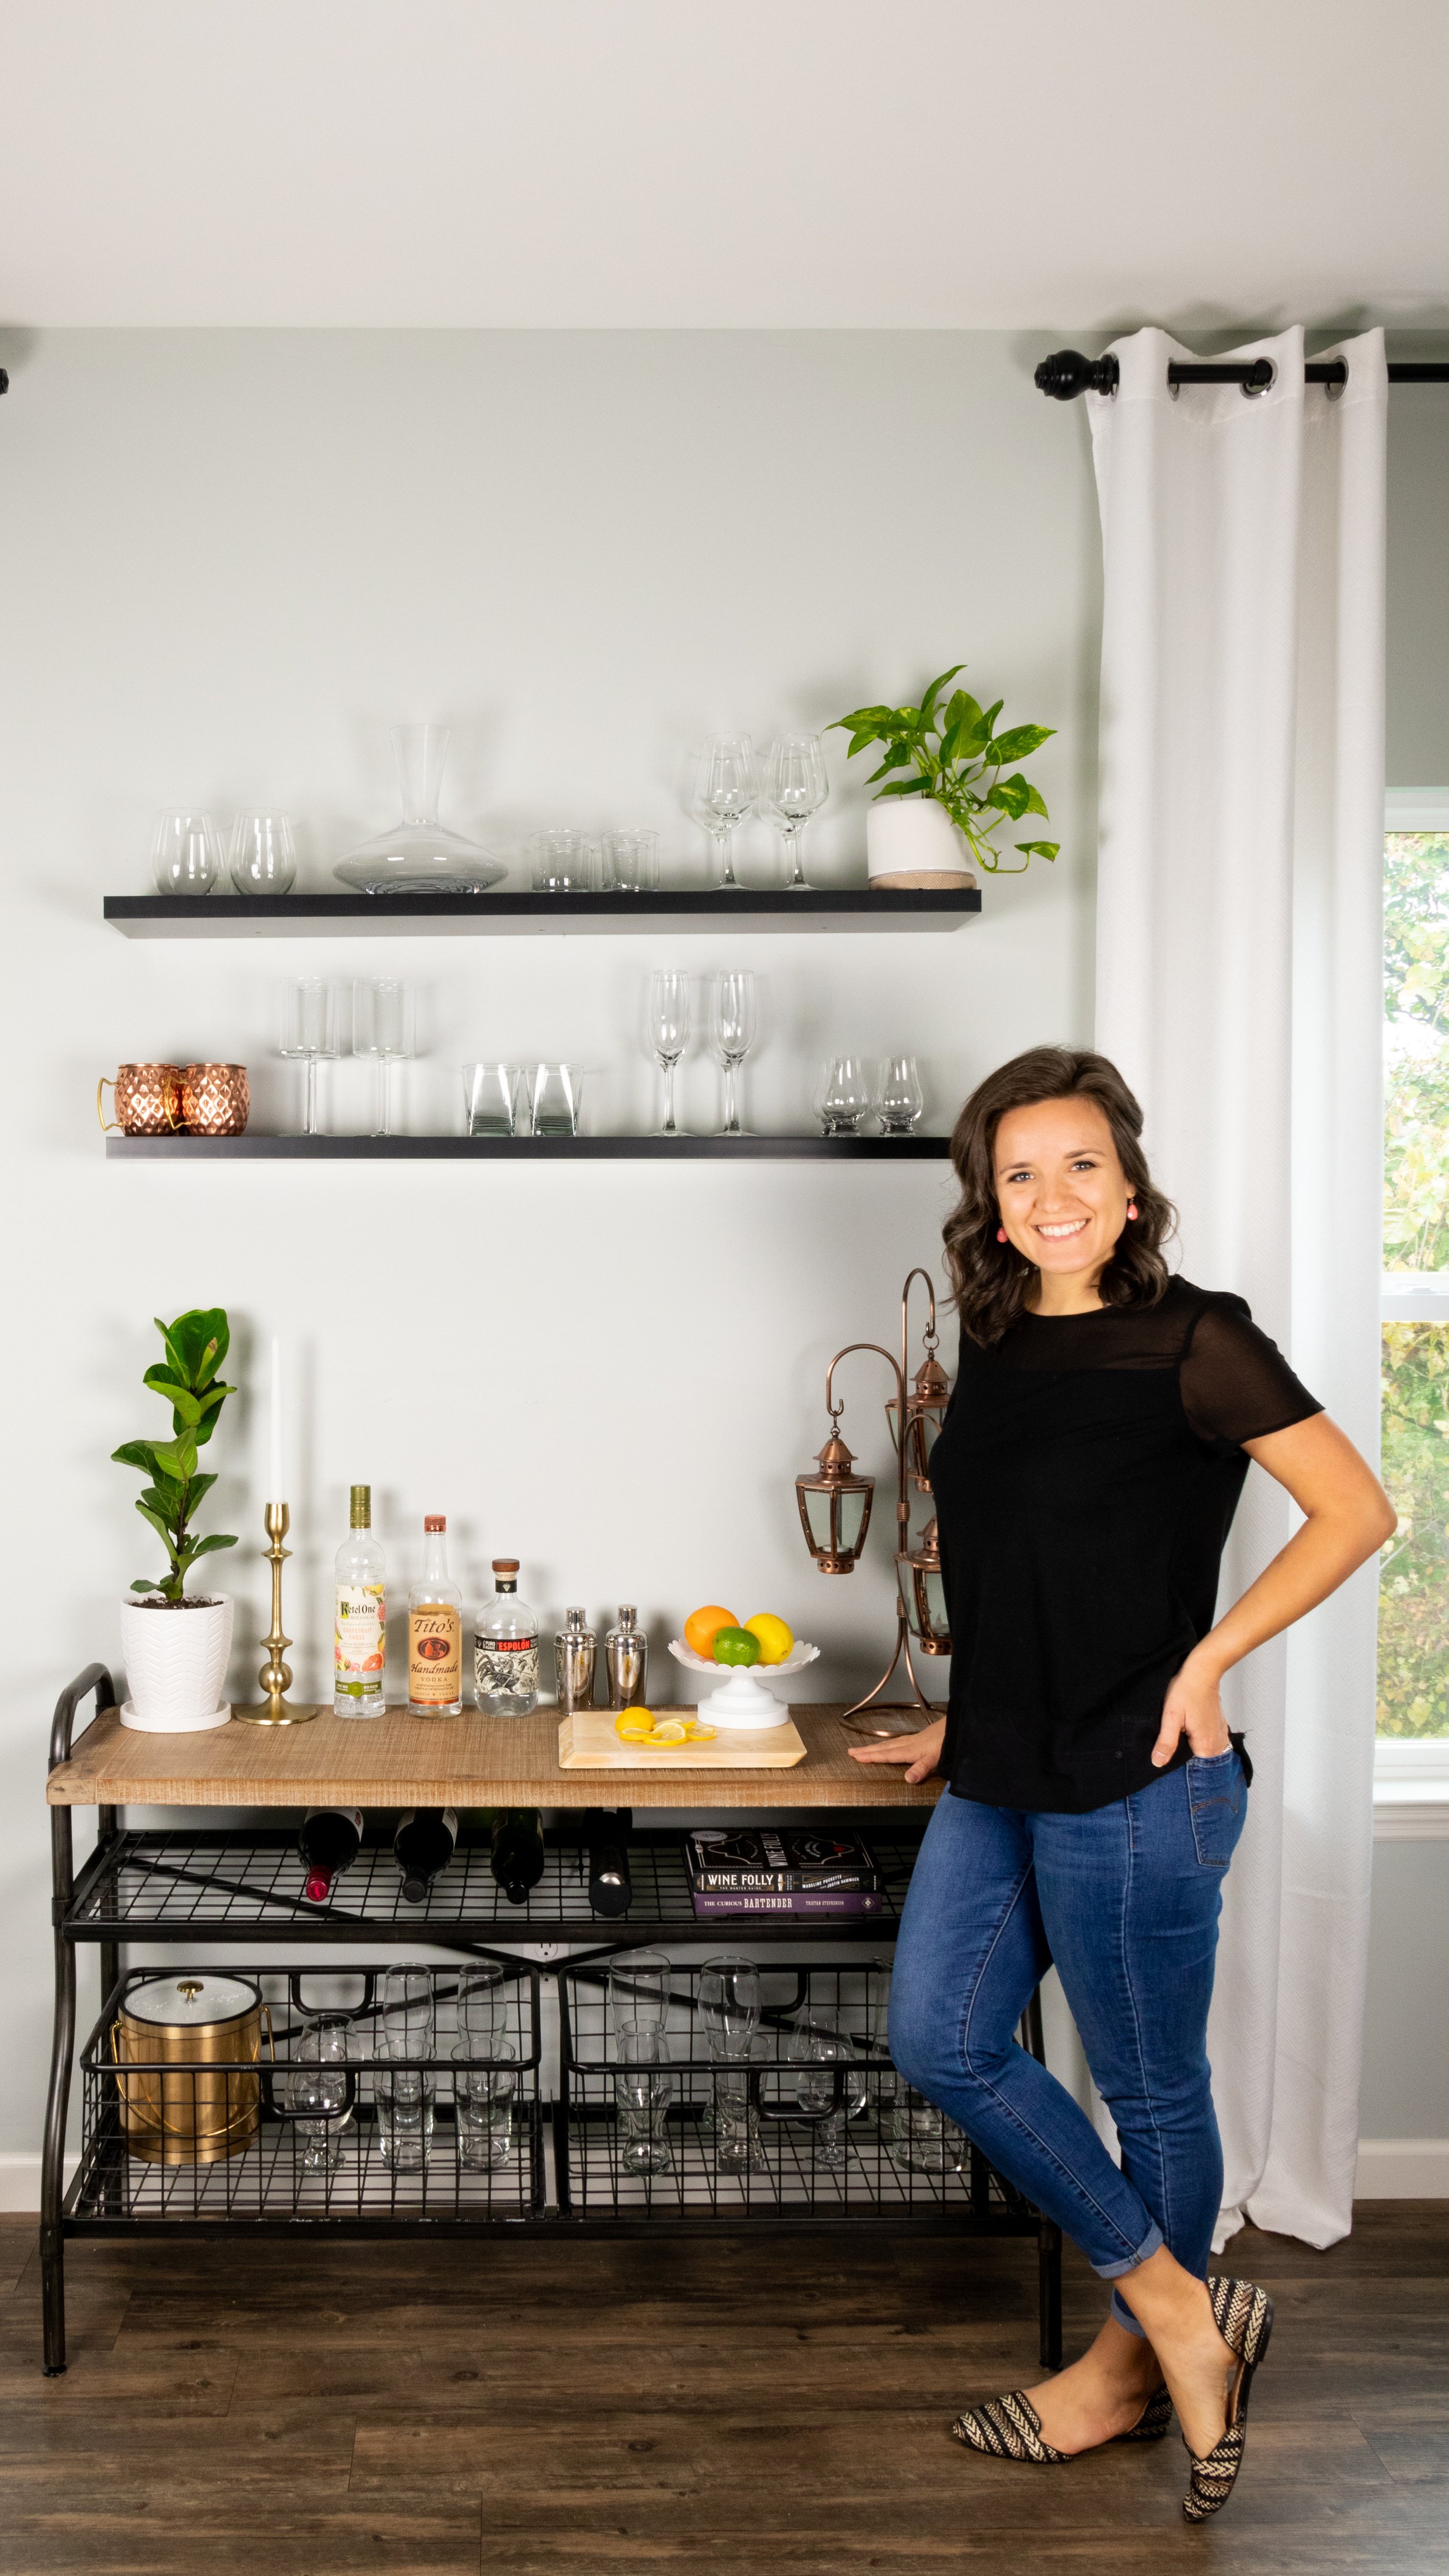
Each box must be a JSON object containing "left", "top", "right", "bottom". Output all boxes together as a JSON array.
[{"left": 992, "top": 1094, "right": 1131, "bottom": 1294}]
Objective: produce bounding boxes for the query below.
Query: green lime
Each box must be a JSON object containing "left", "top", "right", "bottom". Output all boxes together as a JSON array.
[{"left": 711, "top": 1626, "right": 762, "bottom": 1667}]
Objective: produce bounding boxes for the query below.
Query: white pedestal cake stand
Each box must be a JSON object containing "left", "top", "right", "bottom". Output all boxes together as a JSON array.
[{"left": 668, "top": 1638, "right": 821, "bottom": 1731}]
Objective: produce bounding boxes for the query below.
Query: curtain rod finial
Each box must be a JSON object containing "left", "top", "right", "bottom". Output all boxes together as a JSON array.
[{"left": 1035, "top": 348, "right": 1119, "bottom": 401}]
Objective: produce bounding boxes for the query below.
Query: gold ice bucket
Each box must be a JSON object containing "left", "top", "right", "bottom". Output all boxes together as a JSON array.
[{"left": 111, "top": 1973, "right": 270, "bottom": 2164}]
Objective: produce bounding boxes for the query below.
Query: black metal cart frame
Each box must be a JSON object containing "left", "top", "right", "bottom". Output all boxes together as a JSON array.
[{"left": 41, "top": 1665, "right": 1063, "bottom": 2375}]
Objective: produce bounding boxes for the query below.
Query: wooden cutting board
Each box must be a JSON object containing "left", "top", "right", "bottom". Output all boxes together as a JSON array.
[{"left": 558, "top": 1710, "right": 809, "bottom": 1770}]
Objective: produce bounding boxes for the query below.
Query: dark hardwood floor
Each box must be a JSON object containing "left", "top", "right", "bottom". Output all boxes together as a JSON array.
[{"left": 1, "top": 2208, "right": 1445, "bottom": 2574}]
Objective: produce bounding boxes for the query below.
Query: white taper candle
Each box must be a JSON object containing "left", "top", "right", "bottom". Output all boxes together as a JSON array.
[{"left": 267, "top": 1336, "right": 284, "bottom": 1503}]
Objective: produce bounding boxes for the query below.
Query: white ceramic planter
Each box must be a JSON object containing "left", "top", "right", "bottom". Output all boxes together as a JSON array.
[
  {"left": 867, "top": 798, "right": 977, "bottom": 888},
  {"left": 119, "top": 1594, "right": 234, "bottom": 1733}
]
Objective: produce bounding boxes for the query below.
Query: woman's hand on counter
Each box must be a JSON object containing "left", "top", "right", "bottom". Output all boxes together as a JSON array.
[{"left": 846, "top": 1716, "right": 945, "bottom": 1785}]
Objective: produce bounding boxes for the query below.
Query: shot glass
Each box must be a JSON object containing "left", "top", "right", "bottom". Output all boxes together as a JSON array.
[
  {"left": 452, "top": 2041, "right": 517, "bottom": 2171},
  {"left": 613, "top": 2024, "right": 674, "bottom": 2175},
  {"left": 526, "top": 1063, "right": 585, "bottom": 1136},
  {"left": 462, "top": 1062, "right": 522, "bottom": 1136}
]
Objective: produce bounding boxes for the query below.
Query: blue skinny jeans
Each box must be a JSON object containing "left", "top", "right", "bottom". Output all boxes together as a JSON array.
[{"left": 889, "top": 1749, "right": 1247, "bottom": 2336}]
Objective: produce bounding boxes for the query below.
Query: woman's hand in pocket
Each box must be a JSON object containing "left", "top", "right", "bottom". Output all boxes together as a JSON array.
[
  {"left": 847, "top": 1716, "right": 945, "bottom": 1785},
  {"left": 1152, "top": 1653, "right": 1232, "bottom": 1767}
]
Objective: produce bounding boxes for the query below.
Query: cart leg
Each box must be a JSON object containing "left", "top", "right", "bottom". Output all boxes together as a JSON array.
[
  {"left": 1038, "top": 2218, "right": 1062, "bottom": 2370},
  {"left": 41, "top": 1931, "right": 75, "bottom": 2375}
]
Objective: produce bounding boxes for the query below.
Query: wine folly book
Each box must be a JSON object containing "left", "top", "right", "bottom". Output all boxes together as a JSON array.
[{"left": 685, "top": 1828, "right": 884, "bottom": 1915}]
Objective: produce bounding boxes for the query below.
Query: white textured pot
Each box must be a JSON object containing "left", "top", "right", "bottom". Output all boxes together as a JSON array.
[
  {"left": 867, "top": 798, "right": 978, "bottom": 889},
  {"left": 119, "top": 1594, "right": 234, "bottom": 1733}
]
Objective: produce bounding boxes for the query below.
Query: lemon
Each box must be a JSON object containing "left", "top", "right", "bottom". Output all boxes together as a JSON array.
[
  {"left": 684, "top": 1721, "right": 718, "bottom": 1742},
  {"left": 614, "top": 1710, "right": 656, "bottom": 1742},
  {"left": 646, "top": 1716, "right": 688, "bottom": 1742},
  {"left": 744, "top": 1613, "right": 793, "bottom": 1665}
]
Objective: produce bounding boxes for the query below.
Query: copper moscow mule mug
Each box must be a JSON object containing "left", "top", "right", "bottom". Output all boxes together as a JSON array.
[
  {"left": 97, "top": 1063, "right": 183, "bottom": 1136},
  {"left": 180, "top": 1063, "right": 250, "bottom": 1136}
]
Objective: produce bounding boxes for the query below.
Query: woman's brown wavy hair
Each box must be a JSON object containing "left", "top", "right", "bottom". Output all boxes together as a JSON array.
[{"left": 943, "top": 1046, "right": 1176, "bottom": 1345}]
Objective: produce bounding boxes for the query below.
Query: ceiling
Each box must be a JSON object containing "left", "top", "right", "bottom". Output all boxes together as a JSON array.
[{"left": 3, "top": 0, "right": 1447, "bottom": 331}]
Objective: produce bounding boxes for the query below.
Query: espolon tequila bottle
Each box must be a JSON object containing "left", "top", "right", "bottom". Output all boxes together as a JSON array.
[{"left": 474, "top": 1560, "right": 540, "bottom": 1716}]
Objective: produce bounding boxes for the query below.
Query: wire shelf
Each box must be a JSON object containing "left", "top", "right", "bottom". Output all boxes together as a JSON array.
[
  {"left": 557, "top": 1962, "right": 1036, "bottom": 2231},
  {"left": 69, "top": 1963, "right": 545, "bottom": 2226},
  {"left": 67, "top": 1827, "right": 924, "bottom": 1943}
]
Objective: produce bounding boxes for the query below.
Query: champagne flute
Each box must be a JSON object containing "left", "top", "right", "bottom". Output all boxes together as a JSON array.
[
  {"left": 694, "top": 736, "right": 758, "bottom": 891},
  {"left": 647, "top": 970, "right": 691, "bottom": 1137},
  {"left": 762, "top": 733, "right": 828, "bottom": 889},
  {"left": 709, "top": 970, "right": 756, "bottom": 1137}
]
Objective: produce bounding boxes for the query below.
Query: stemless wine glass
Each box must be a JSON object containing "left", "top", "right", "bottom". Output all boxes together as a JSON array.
[
  {"left": 154, "top": 812, "right": 222, "bottom": 897},
  {"left": 279, "top": 978, "right": 344, "bottom": 1136},
  {"left": 814, "top": 1057, "right": 873, "bottom": 1137},
  {"left": 762, "top": 734, "right": 828, "bottom": 890},
  {"left": 353, "top": 978, "right": 416, "bottom": 1137},
  {"left": 875, "top": 1056, "right": 925, "bottom": 1135},
  {"left": 709, "top": 970, "right": 756, "bottom": 1137},
  {"left": 694, "top": 736, "right": 758, "bottom": 890},
  {"left": 647, "top": 970, "right": 691, "bottom": 1137},
  {"left": 230, "top": 812, "right": 297, "bottom": 895}
]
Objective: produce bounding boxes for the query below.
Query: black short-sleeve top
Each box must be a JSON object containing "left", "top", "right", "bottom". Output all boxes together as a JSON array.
[{"left": 928, "top": 1276, "right": 1322, "bottom": 1815}]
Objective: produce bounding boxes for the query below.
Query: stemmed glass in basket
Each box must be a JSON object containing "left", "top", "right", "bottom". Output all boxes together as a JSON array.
[
  {"left": 709, "top": 970, "right": 756, "bottom": 1137},
  {"left": 762, "top": 734, "right": 828, "bottom": 889},
  {"left": 694, "top": 736, "right": 758, "bottom": 891},
  {"left": 648, "top": 970, "right": 691, "bottom": 1137}
]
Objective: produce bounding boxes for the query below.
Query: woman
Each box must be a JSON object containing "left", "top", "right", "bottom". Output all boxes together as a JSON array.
[{"left": 851, "top": 1046, "right": 1393, "bottom": 2522}]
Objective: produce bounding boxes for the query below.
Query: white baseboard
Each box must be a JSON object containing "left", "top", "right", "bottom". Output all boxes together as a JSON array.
[
  {"left": 0, "top": 2153, "right": 78, "bottom": 2213},
  {"left": 1355, "top": 2138, "right": 1449, "bottom": 2196}
]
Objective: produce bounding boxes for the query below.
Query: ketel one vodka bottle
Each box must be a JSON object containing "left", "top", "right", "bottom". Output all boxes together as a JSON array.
[
  {"left": 334, "top": 1484, "right": 386, "bottom": 1718},
  {"left": 474, "top": 1560, "right": 540, "bottom": 1716},
  {"left": 407, "top": 1516, "right": 463, "bottom": 1717}
]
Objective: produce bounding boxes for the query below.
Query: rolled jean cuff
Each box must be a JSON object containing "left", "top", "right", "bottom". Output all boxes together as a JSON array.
[{"left": 1094, "top": 2219, "right": 1163, "bottom": 2341}]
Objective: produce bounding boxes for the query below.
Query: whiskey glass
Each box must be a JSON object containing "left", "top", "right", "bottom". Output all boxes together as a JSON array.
[
  {"left": 600, "top": 830, "right": 660, "bottom": 893},
  {"left": 762, "top": 733, "right": 828, "bottom": 889},
  {"left": 462, "top": 1063, "right": 522, "bottom": 1137},
  {"left": 709, "top": 969, "right": 756, "bottom": 1137},
  {"left": 279, "top": 977, "right": 344, "bottom": 1136},
  {"left": 154, "top": 811, "right": 222, "bottom": 897},
  {"left": 613, "top": 2024, "right": 675, "bottom": 2175},
  {"left": 530, "top": 831, "right": 595, "bottom": 892},
  {"left": 647, "top": 969, "right": 691, "bottom": 1137},
  {"left": 526, "top": 1063, "right": 586, "bottom": 1136},
  {"left": 875, "top": 1056, "right": 924, "bottom": 1135},
  {"left": 814, "top": 1056, "right": 873, "bottom": 1137},
  {"left": 694, "top": 735, "right": 758, "bottom": 890},
  {"left": 352, "top": 977, "right": 415, "bottom": 1136},
  {"left": 229, "top": 811, "right": 297, "bottom": 895}
]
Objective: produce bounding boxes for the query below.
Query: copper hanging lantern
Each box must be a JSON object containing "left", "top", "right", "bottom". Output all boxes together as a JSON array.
[
  {"left": 897, "top": 1516, "right": 952, "bottom": 1656},
  {"left": 795, "top": 1427, "right": 875, "bottom": 1573}
]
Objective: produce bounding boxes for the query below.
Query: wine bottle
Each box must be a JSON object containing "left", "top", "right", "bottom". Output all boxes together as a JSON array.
[
  {"left": 489, "top": 1808, "right": 544, "bottom": 1906},
  {"left": 298, "top": 1806, "right": 364, "bottom": 1904},
  {"left": 394, "top": 1807, "right": 458, "bottom": 1904},
  {"left": 582, "top": 1807, "right": 633, "bottom": 1919}
]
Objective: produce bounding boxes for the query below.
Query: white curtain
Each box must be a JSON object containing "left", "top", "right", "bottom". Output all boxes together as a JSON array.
[{"left": 1090, "top": 327, "right": 1387, "bottom": 2247}]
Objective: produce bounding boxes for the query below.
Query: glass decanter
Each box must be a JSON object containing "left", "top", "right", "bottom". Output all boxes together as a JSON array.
[{"left": 334, "top": 726, "right": 505, "bottom": 895}]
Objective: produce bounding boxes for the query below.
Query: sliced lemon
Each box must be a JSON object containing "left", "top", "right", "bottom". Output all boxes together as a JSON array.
[
  {"left": 614, "top": 1711, "right": 656, "bottom": 1742},
  {"left": 683, "top": 1720, "right": 718, "bottom": 1742},
  {"left": 646, "top": 1716, "right": 688, "bottom": 1742}
]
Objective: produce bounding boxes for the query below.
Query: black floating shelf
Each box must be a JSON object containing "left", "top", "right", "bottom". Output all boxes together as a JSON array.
[
  {"left": 105, "top": 1133, "right": 952, "bottom": 1162},
  {"left": 103, "top": 887, "right": 980, "bottom": 939}
]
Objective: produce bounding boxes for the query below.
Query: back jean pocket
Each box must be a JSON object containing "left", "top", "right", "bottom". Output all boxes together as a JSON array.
[{"left": 1187, "top": 1748, "right": 1246, "bottom": 1868}]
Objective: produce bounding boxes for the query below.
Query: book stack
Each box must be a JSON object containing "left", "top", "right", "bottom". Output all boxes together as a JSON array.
[{"left": 684, "top": 1828, "right": 884, "bottom": 1919}]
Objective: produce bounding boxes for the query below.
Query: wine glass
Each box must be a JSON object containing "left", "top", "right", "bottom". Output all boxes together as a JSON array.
[
  {"left": 279, "top": 978, "right": 344, "bottom": 1136},
  {"left": 352, "top": 978, "right": 415, "bottom": 1136},
  {"left": 875, "top": 1056, "right": 925, "bottom": 1135},
  {"left": 762, "top": 734, "right": 828, "bottom": 890},
  {"left": 709, "top": 970, "right": 757, "bottom": 1137},
  {"left": 230, "top": 812, "right": 297, "bottom": 895},
  {"left": 647, "top": 970, "right": 691, "bottom": 1137},
  {"left": 694, "top": 736, "right": 758, "bottom": 890},
  {"left": 154, "top": 812, "right": 222, "bottom": 897}
]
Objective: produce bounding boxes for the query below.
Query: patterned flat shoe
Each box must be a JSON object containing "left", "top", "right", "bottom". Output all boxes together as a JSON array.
[
  {"left": 952, "top": 2381, "right": 1172, "bottom": 2461},
  {"left": 1181, "top": 2275, "right": 1275, "bottom": 2523}
]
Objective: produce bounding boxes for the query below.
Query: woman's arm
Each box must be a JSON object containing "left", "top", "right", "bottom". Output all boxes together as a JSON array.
[
  {"left": 1152, "top": 1413, "right": 1396, "bottom": 1765},
  {"left": 847, "top": 1715, "right": 945, "bottom": 1782}
]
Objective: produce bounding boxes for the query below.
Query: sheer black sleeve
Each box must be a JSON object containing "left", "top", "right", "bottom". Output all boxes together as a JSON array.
[{"left": 1180, "top": 1295, "right": 1324, "bottom": 1448}]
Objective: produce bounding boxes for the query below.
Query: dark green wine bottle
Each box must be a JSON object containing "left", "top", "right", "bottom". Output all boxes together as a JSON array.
[{"left": 490, "top": 1808, "right": 544, "bottom": 1906}]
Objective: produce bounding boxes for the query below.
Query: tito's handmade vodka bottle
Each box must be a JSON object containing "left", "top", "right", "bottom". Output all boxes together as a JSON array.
[
  {"left": 407, "top": 1516, "right": 463, "bottom": 1716},
  {"left": 333, "top": 1483, "right": 386, "bottom": 1718}
]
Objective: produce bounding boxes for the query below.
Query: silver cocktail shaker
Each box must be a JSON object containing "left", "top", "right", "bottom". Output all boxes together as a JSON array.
[
  {"left": 555, "top": 1607, "right": 597, "bottom": 1713},
  {"left": 605, "top": 1605, "right": 647, "bottom": 1710}
]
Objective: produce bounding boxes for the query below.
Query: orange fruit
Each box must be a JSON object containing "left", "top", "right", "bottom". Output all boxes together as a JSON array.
[{"left": 684, "top": 1603, "right": 738, "bottom": 1658}]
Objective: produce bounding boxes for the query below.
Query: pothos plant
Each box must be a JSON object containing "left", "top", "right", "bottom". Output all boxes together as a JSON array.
[
  {"left": 113, "top": 1308, "right": 238, "bottom": 1603},
  {"left": 829, "top": 664, "right": 1060, "bottom": 874}
]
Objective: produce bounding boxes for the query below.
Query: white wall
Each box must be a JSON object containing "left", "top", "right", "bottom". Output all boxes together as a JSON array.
[{"left": 0, "top": 329, "right": 1099, "bottom": 2151}]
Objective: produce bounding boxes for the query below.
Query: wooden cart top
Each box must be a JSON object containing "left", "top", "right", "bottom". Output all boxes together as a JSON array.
[{"left": 47, "top": 1702, "right": 943, "bottom": 1811}]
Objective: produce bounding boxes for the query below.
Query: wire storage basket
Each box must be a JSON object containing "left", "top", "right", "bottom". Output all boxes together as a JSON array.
[
  {"left": 72, "top": 1963, "right": 545, "bottom": 2226},
  {"left": 556, "top": 1959, "right": 1031, "bottom": 2228}
]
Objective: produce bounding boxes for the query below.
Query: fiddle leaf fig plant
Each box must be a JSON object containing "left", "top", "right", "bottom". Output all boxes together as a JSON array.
[
  {"left": 829, "top": 664, "right": 1060, "bottom": 873},
  {"left": 112, "top": 1308, "right": 238, "bottom": 1603}
]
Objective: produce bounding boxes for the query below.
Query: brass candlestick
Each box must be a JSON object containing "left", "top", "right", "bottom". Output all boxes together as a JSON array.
[{"left": 232, "top": 1502, "right": 318, "bottom": 1726}]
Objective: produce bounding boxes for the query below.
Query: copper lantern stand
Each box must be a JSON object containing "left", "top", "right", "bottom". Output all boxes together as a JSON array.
[{"left": 795, "top": 1266, "right": 952, "bottom": 1726}]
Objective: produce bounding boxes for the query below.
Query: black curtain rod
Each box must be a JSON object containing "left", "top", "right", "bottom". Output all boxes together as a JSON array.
[{"left": 1036, "top": 349, "right": 1449, "bottom": 401}]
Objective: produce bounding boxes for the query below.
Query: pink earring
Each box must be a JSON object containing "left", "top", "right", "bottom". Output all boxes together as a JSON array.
[
  {"left": 1127, "top": 1202, "right": 1138, "bottom": 1221},
  {"left": 996, "top": 1226, "right": 1007, "bottom": 1243}
]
